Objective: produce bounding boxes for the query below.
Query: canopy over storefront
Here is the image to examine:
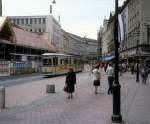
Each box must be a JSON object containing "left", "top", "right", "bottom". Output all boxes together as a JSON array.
[{"left": 101, "top": 55, "right": 115, "bottom": 61}]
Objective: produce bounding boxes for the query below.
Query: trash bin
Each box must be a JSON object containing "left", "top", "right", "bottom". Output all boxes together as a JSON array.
[
  {"left": 46, "top": 84, "right": 55, "bottom": 93},
  {"left": 0, "top": 86, "right": 5, "bottom": 109}
]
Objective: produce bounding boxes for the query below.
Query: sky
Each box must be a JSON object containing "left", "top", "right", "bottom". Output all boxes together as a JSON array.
[{"left": 2, "top": 0, "right": 125, "bottom": 39}]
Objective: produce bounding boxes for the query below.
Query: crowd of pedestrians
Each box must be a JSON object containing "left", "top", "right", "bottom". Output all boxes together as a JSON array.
[{"left": 63, "top": 61, "right": 150, "bottom": 99}]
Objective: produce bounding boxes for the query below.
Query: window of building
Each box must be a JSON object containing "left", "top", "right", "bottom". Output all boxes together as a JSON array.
[
  {"left": 39, "top": 28, "right": 41, "bottom": 32},
  {"left": 13, "top": 19, "right": 16, "bottom": 24},
  {"left": 34, "top": 18, "right": 37, "bottom": 24},
  {"left": 39, "top": 18, "right": 41, "bottom": 24},
  {"left": 21, "top": 19, "right": 24, "bottom": 24},
  {"left": 43, "top": 18, "right": 46, "bottom": 24},
  {"left": 25, "top": 18, "right": 28, "bottom": 24},
  {"left": 147, "top": 28, "right": 150, "bottom": 43},
  {"left": 30, "top": 19, "right": 32, "bottom": 24},
  {"left": 17, "top": 19, "right": 20, "bottom": 24},
  {"left": 30, "top": 29, "right": 32, "bottom": 32}
]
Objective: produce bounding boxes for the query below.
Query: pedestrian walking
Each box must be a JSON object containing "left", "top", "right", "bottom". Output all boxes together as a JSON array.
[
  {"left": 92, "top": 66, "right": 101, "bottom": 94},
  {"left": 88, "top": 63, "right": 92, "bottom": 76},
  {"left": 131, "top": 63, "right": 135, "bottom": 75},
  {"left": 141, "top": 67, "right": 148, "bottom": 84},
  {"left": 106, "top": 63, "right": 114, "bottom": 94},
  {"left": 64, "top": 68, "right": 76, "bottom": 99},
  {"left": 119, "top": 63, "right": 123, "bottom": 76},
  {"left": 104, "top": 63, "right": 108, "bottom": 72}
]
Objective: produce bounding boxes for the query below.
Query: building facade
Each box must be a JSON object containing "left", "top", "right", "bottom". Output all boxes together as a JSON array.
[
  {"left": 101, "top": 17, "right": 115, "bottom": 61},
  {"left": 101, "top": 19, "right": 109, "bottom": 58},
  {"left": 84, "top": 38, "right": 98, "bottom": 62},
  {"left": 120, "top": 0, "right": 150, "bottom": 64},
  {"left": 97, "top": 27, "right": 103, "bottom": 61},
  {"left": 0, "top": 17, "right": 57, "bottom": 77},
  {"left": 62, "top": 30, "right": 98, "bottom": 63},
  {"left": 9, "top": 15, "right": 63, "bottom": 51},
  {"left": 100, "top": 0, "right": 150, "bottom": 64}
]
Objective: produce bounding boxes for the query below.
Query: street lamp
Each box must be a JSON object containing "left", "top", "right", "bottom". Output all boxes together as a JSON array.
[
  {"left": 0, "top": 0, "right": 2, "bottom": 16},
  {"left": 50, "top": 0, "right": 56, "bottom": 14},
  {"left": 135, "top": 32, "right": 140, "bottom": 82},
  {"left": 52, "top": 0, "right": 56, "bottom": 4},
  {"left": 111, "top": 0, "right": 122, "bottom": 123},
  {"left": 84, "top": 36, "right": 88, "bottom": 63}
]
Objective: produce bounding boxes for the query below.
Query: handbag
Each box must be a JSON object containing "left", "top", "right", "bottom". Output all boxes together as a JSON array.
[{"left": 63, "top": 85, "right": 69, "bottom": 93}]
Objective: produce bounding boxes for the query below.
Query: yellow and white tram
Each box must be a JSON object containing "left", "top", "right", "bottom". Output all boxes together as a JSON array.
[{"left": 42, "top": 53, "right": 83, "bottom": 76}]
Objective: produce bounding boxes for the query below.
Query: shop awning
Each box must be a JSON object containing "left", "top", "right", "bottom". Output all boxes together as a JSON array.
[{"left": 102, "top": 55, "right": 115, "bottom": 61}]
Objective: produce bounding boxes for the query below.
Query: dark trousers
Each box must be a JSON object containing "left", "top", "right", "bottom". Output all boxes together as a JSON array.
[{"left": 108, "top": 76, "right": 114, "bottom": 94}]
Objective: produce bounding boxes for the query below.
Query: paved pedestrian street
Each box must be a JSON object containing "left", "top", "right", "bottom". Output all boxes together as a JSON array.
[{"left": 0, "top": 72, "right": 150, "bottom": 124}]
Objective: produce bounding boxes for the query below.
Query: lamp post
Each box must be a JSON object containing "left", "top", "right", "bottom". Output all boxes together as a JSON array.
[
  {"left": 136, "top": 32, "right": 140, "bottom": 82},
  {"left": 0, "top": 0, "right": 2, "bottom": 16},
  {"left": 50, "top": 0, "right": 56, "bottom": 14},
  {"left": 112, "top": 0, "right": 122, "bottom": 123},
  {"left": 84, "top": 36, "right": 88, "bottom": 63}
]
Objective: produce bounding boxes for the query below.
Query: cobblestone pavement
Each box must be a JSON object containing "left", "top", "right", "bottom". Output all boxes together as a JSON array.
[{"left": 0, "top": 72, "right": 150, "bottom": 124}]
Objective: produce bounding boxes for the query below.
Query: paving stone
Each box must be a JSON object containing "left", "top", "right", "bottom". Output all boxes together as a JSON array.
[{"left": 0, "top": 72, "right": 149, "bottom": 124}]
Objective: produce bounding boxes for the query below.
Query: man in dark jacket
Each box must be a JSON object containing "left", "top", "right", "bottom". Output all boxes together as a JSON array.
[{"left": 65, "top": 68, "right": 76, "bottom": 99}]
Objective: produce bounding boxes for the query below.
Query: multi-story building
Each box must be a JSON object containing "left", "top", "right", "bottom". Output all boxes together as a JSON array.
[
  {"left": 61, "top": 30, "right": 98, "bottom": 63},
  {"left": 107, "top": 13, "right": 115, "bottom": 57},
  {"left": 84, "top": 38, "right": 98, "bottom": 62},
  {"left": 100, "top": 0, "right": 150, "bottom": 64},
  {"left": 120, "top": 0, "right": 150, "bottom": 64},
  {"left": 0, "top": 17, "right": 57, "bottom": 77},
  {"left": 9, "top": 15, "right": 98, "bottom": 63},
  {"left": 9, "top": 15, "right": 63, "bottom": 51},
  {"left": 101, "top": 16, "right": 115, "bottom": 61},
  {"left": 101, "top": 19, "right": 109, "bottom": 58},
  {"left": 97, "top": 27, "right": 103, "bottom": 61}
]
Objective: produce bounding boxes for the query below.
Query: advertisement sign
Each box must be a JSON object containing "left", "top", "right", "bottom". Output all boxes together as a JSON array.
[{"left": 22, "top": 55, "right": 27, "bottom": 62}]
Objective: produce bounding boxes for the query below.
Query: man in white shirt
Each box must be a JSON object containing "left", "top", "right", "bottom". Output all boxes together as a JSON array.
[
  {"left": 92, "top": 66, "right": 101, "bottom": 94},
  {"left": 106, "top": 63, "right": 114, "bottom": 94}
]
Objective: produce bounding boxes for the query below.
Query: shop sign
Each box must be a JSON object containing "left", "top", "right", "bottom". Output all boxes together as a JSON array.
[{"left": 22, "top": 56, "right": 27, "bottom": 62}]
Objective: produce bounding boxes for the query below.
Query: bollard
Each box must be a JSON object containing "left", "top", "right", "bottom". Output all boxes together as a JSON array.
[
  {"left": 0, "top": 86, "right": 5, "bottom": 109},
  {"left": 46, "top": 84, "right": 55, "bottom": 93}
]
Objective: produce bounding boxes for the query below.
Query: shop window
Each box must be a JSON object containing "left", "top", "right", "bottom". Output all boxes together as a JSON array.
[{"left": 147, "top": 28, "right": 150, "bottom": 43}]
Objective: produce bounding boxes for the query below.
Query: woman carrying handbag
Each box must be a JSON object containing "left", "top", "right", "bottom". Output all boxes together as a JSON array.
[{"left": 64, "top": 68, "right": 76, "bottom": 99}]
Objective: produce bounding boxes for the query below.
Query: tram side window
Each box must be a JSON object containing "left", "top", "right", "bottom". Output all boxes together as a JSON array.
[
  {"left": 60, "top": 59, "right": 64, "bottom": 65},
  {"left": 43, "top": 59, "right": 52, "bottom": 66},
  {"left": 69, "top": 58, "right": 71, "bottom": 65},
  {"left": 48, "top": 59, "right": 52, "bottom": 65},
  {"left": 71, "top": 58, "right": 74, "bottom": 65},
  {"left": 53, "top": 57, "right": 58, "bottom": 66},
  {"left": 65, "top": 58, "right": 68, "bottom": 65},
  {"left": 74, "top": 59, "right": 76, "bottom": 64}
]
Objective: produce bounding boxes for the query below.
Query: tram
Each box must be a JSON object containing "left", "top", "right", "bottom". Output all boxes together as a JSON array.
[{"left": 42, "top": 53, "right": 83, "bottom": 77}]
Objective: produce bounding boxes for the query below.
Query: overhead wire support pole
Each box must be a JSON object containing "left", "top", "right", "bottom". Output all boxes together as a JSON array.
[
  {"left": 136, "top": 32, "right": 140, "bottom": 83},
  {"left": 111, "top": 0, "right": 122, "bottom": 123},
  {"left": 0, "top": 0, "right": 2, "bottom": 16}
]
